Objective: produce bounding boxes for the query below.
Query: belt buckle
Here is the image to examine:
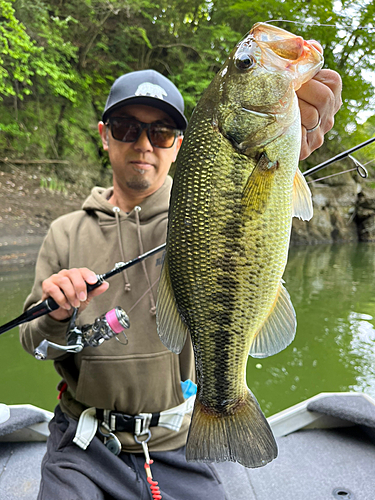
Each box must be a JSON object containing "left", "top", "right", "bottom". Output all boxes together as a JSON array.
[
  {"left": 134, "top": 415, "right": 144, "bottom": 435},
  {"left": 110, "top": 411, "right": 144, "bottom": 434}
]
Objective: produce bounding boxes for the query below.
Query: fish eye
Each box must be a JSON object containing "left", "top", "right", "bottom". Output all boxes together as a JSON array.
[{"left": 235, "top": 52, "right": 255, "bottom": 71}]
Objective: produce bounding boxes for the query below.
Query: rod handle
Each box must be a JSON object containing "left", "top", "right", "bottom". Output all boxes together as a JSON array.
[{"left": 44, "top": 276, "right": 103, "bottom": 312}]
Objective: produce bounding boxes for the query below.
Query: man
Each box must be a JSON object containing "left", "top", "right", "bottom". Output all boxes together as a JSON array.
[{"left": 20, "top": 65, "right": 341, "bottom": 499}]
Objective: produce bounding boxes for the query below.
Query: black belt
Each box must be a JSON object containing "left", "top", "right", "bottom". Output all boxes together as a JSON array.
[{"left": 96, "top": 409, "right": 160, "bottom": 434}]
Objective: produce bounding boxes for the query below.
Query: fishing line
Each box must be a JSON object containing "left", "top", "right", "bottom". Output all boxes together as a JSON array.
[
  {"left": 307, "top": 167, "right": 358, "bottom": 183},
  {"left": 127, "top": 278, "right": 160, "bottom": 315},
  {"left": 113, "top": 278, "right": 160, "bottom": 345},
  {"left": 265, "top": 19, "right": 337, "bottom": 28},
  {"left": 265, "top": 19, "right": 375, "bottom": 32}
]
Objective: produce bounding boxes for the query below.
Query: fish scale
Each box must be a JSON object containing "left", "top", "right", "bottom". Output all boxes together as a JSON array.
[{"left": 156, "top": 22, "right": 323, "bottom": 468}]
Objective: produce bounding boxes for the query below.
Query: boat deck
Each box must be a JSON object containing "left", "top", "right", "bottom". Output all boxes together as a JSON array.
[
  {"left": 217, "top": 425, "right": 374, "bottom": 499},
  {"left": 1, "top": 393, "right": 374, "bottom": 499}
]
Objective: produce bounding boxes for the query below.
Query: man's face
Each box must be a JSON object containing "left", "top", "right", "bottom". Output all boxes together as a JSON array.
[{"left": 99, "top": 104, "right": 183, "bottom": 199}]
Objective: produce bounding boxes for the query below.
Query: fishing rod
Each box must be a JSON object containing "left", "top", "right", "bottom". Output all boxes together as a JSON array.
[
  {"left": 303, "top": 136, "right": 375, "bottom": 178},
  {"left": 0, "top": 243, "right": 166, "bottom": 336},
  {"left": 1, "top": 138, "right": 373, "bottom": 335}
]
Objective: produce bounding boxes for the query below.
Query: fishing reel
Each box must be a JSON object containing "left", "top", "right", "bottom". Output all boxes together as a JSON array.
[{"left": 34, "top": 306, "right": 130, "bottom": 360}]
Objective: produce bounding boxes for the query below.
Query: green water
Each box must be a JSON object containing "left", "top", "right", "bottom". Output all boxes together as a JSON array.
[
  {"left": 247, "top": 242, "right": 375, "bottom": 416},
  {"left": 0, "top": 265, "right": 61, "bottom": 411},
  {"left": 1, "top": 243, "right": 375, "bottom": 415}
]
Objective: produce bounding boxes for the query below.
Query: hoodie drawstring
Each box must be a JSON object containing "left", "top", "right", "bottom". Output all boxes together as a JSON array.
[
  {"left": 134, "top": 206, "right": 157, "bottom": 316},
  {"left": 113, "top": 207, "right": 131, "bottom": 292}
]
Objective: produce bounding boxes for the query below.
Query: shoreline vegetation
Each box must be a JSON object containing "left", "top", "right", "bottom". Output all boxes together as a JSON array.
[{"left": 1, "top": 0, "right": 374, "bottom": 208}]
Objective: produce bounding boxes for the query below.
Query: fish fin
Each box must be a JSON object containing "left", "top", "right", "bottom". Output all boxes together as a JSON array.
[
  {"left": 186, "top": 389, "right": 277, "bottom": 468},
  {"left": 292, "top": 168, "right": 313, "bottom": 221},
  {"left": 249, "top": 281, "right": 296, "bottom": 358},
  {"left": 156, "top": 254, "right": 189, "bottom": 354},
  {"left": 242, "top": 153, "right": 278, "bottom": 214}
]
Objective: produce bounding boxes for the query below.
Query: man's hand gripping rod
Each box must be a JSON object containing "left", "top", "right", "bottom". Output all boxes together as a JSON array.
[{"left": 0, "top": 244, "right": 166, "bottom": 335}]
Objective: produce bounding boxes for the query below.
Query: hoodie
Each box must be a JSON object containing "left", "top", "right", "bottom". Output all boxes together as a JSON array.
[{"left": 19, "top": 176, "right": 195, "bottom": 452}]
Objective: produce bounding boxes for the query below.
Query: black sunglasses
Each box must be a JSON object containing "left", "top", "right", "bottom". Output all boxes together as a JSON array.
[{"left": 106, "top": 118, "right": 179, "bottom": 149}]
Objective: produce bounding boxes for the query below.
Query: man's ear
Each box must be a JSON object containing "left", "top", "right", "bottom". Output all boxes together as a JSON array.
[
  {"left": 98, "top": 121, "right": 109, "bottom": 151},
  {"left": 173, "top": 135, "right": 183, "bottom": 162}
]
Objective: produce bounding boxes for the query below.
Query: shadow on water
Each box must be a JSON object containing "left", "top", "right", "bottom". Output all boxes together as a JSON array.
[{"left": 247, "top": 242, "right": 375, "bottom": 416}]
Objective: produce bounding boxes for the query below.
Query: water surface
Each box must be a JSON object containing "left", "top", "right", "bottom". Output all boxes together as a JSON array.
[
  {"left": 0, "top": 243, "right": 374, "bottom": 414},
  {"left": 0, "top": 265, "right": 60, "bottom": 411},
  {"left": 247, "top": 242, "right": 375, "bottom": 416}
]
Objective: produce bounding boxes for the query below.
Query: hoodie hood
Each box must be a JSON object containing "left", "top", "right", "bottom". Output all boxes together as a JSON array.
[{"left": 81, "top": 175, "right": 173, "bottom": 224}]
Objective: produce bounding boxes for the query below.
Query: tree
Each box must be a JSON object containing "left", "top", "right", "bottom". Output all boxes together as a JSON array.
[
  {"left": 0, "top": 0, "right": 36, "bottom": 122},
  {"left": 0, "top": 0, "right": 374, "bottom": 182}
]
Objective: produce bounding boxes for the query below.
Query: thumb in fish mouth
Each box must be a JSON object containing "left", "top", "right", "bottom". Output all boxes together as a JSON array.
[{"left": 307, "top": 40, "right": 323, "bottom": 55}]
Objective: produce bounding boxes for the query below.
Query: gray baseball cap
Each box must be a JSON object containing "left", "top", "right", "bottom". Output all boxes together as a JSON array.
[{"left": 102, "top": 69, "right": 188, "bottom": 130}]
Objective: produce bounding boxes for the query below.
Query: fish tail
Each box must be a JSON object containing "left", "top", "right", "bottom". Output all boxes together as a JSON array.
[{"left": 186, "top": 390, "right": 277, "bottom": 468}]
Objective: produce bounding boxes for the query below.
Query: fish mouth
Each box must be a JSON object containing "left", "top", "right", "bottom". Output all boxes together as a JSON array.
[{"left": 245, "top": 23, "right": 324, "bottom": 89}]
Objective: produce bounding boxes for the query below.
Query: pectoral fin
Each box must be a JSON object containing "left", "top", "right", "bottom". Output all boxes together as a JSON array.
[
  {"left": 292, "top": 168, "right": 313, "bottom": 221},
  {"left": 249, "top": 282, "right": 296, "bottom": 358},
  {"left": 156, "top": 254, "right": 189, "bottom": 354},
  {"left": 242, "top": 153, "right": 279, "bottom": 214}
]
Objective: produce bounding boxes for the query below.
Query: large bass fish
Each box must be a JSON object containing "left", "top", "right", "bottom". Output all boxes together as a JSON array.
[{"left": 156, "top": 23, "right": 323, "bottom": 468}]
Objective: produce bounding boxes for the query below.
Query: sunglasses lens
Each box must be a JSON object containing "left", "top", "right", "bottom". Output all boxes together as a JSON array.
[
  {"left": 111, "top": 120, "right": 140, "bottom": 142},
  {"left": 109, "top": 119, "right": 177, "bottom": 148},
  {"left": 149, "top": 125, "right": 176, "bottom": 148}
]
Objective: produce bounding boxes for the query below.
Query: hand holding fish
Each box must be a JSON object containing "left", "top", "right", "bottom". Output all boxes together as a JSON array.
[
  {"left": 297, "top": 42, "right": 342, "bottom": 160},
  {"left": 41, "top": 268, "right": 109, "bottom": 321}
]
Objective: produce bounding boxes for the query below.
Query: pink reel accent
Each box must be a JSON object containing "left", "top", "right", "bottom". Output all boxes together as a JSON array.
[{"left": 105, "top": 308, "right": 125, "bottom": 334}]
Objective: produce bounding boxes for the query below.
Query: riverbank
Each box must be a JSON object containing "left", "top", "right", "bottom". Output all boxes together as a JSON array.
[
  {"left": 291, "top": 171, "right": 375, "bottom": 245},
  {"left": 1, "top": 167, "right": 375, "bottom": 268},
  {"left": 0, "top": 169, "right": 87, "bottom": 268}
]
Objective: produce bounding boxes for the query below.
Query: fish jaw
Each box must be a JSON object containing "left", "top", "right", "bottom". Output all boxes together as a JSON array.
[
  {"left": 211, "top": 23, "right": 323, "bottom": 150},
  {"left": 250, "top": 22, "right": 324, "bottom": 90}
]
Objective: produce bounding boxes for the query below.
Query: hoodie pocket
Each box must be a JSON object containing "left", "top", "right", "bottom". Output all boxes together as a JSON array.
[{"left": 75, "top": 350, "right": 184, "bottom": 414}]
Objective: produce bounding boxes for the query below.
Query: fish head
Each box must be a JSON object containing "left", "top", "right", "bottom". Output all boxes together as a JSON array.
[{"left": 213, "top": 23, "right": 324, "bottom": 151}]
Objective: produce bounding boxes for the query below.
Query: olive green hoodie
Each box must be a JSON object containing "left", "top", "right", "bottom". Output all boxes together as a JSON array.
[{"left": 19, "top": 176, "right": 195, "bottom": 452}]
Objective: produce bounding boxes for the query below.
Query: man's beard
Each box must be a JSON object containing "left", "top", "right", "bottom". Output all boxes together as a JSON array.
[{"left": 126, "top": 175, "right": 150, "bottom": 191}]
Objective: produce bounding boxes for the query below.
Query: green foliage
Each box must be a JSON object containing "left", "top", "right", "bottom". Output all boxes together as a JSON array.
[
  {"left": 40, "top": 174, "right": 68, "bottom": 194},
  {"left": 0, "top": 0, "right": 36, "bottom": 99},
  {"left": 0, "top": 0, "right": 374, "bottom": 185}
]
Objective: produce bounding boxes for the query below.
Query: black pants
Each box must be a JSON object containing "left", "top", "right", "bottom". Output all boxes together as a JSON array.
[{"left": 37, "top": 406, "right": 227, "bottom": 500}]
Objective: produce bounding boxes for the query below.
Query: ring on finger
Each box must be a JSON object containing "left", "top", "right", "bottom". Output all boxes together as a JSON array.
[{"left": 306, "top": 116, "right": 321, "bottom": 133}]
